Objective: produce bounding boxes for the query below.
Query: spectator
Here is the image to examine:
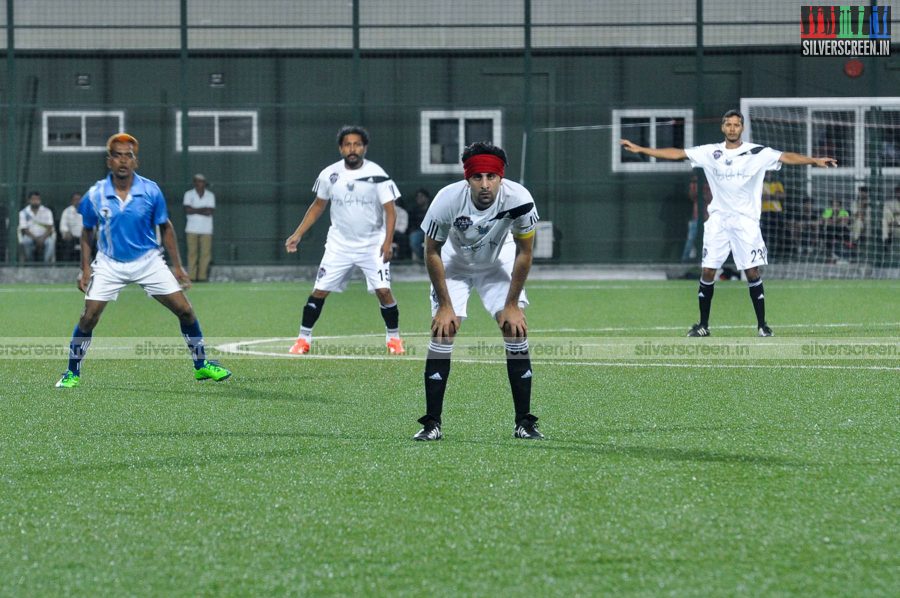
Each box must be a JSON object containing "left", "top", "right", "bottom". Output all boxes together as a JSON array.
[
  {"left": 760, "top": 170, "right": 786, "bottom": 255},
  {"left": 820, "top": 198, "right": 850, "bottom": 261},
  {"left": 883, "top": 184, "right": 900, "bottom": 266},
  {"left": 849, "top": 186, "right": 872, "bottom": 256},
  {"left": 183, "top": 173, "right": 215, "bottom": 282},
  {"left": 18, "top": 191, "right": 56, "bottom": 263},
  {"left": 393, "top": 197, "right": 410, "bottom": 260},
  {"left": 789, "top": 197, "right": 820, "bottom": 258},
  {"left": 59, "top": 192, "right": 84, "bottom": 262},
  {"left": 407, "top": 188, "right": 432, "bottom": 262},
  {"left": 681, "top": 174, "right": 711, "bottom": 262}
]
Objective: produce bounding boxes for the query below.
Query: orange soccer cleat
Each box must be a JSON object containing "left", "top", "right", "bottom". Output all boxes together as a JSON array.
[
  {"left": 289, "top": 337, "right": 311, "bottom": 355},
  {"left": 386, "top": 337, "right": 405, "bottom": 355}
]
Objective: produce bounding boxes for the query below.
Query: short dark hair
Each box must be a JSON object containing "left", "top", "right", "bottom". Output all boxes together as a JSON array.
[
  {"left": 337, "top": 125, "right": 369, "bottom": 146},
  {"left": 722, "top": 110, "right": 744, "bottom": 125},
  {"left": 27, "top": 191, "right": 40, "bottom": 199},
  {"left": 461, "top": 141, "right": 508, "bottom": 166}
]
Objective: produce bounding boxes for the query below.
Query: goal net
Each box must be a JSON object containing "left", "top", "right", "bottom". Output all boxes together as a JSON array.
[{"left": 743, "top": 98, "right": 900, "bottom": 279}]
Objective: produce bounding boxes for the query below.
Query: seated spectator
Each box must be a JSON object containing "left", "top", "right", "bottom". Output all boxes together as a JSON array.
[
  {"left": 18, "top": 191, "right": 56, "bottom": 263},
  {"left": 407, "top": 188, "right": 432, "bottom": 262},
  {"left": 789, "top": 197, "right": 820, "bottom": 258},
  {"left": 59, "top": 192, "right": 84, "bottom": 262},
  {"left": 883, "top": 184, "right": 900, "bottom": 266},
  {"left": 820, "top": 198, "right": 850, "bottom": 262}
]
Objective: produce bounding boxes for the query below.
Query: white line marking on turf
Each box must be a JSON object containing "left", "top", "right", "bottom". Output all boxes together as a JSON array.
[{"left": 214, "top": 337, "right": 900, "bottom": 371}]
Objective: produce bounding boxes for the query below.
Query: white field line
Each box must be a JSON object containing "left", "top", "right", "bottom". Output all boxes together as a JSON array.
[{"left": 215, "top": 336, "right": 900, "bottom": 371}]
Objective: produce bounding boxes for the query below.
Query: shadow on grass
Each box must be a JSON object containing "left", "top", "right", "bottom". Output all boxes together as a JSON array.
[
  {"left": 452, "top": 437, "right": 817, "bottom": 468},
  {"left": 97, "top": 382, "right": 330, "bottom": 403}
]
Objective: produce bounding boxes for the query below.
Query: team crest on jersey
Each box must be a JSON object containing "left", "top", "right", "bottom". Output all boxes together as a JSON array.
[
  {"left": 725, "top": 159, "right": 733, "bottom": 166},
  {"left": 317, "top": 267, "right": 326, "bottom": 280},
  {"left": 347, "top": 182, "right": 355, "bottom": 191},
  {"left": 713, "top": 150, "right": 723, "bottom": 160},
  {"left": 453, "top": 216, "right": 473, "bottom": 231},
  {"left": 329, "top": 173, "right": 339, "bottom": 184},
  {"left": 475, "top": 224, "right": 492, "bottom": 235}
]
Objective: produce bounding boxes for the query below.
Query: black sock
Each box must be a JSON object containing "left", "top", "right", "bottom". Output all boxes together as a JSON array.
[
  {"left": 301, "top": 295, "right": 325, "bottom": 330},
  {"left": 505, "top": 340, "right": 532, "bottom": 421},
  {"left": 698, "top": 278, "right": 715, "bottom": 327},
  {"left": 423, "top": 340, "right": 453, "bottom": 421},
  {"left": 748, "top": 278, "right": 766, "bottom": 327},
  {"left": 380, "top": 301, "right": 399, "bottom": 336}
]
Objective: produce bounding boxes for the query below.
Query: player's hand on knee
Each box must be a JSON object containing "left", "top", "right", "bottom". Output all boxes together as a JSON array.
[
  {"left": 431, "top": 307, "right": 458, "bottom": 341},
  {"left": 498, "top": 306, "right": 527, "bottom": 339}
]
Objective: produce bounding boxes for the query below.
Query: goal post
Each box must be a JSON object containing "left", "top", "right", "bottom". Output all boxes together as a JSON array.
[{"left": 742, "top": 97, "right": 900, "bottom": 278}]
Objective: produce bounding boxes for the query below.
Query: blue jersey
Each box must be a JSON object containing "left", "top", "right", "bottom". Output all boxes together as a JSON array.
[{"left": 80, "top": 173, "right": 169, "bottom": 262}]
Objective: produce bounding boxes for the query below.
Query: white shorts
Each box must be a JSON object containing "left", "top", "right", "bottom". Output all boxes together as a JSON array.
[
  {"left": 314, "top": 243, "right": 391, "bottom": 294},
  {"left": 702, "top": 211, "right": 768, "bottom": 271},
  {"left": 85, "top": 250, "right": 182, "bottom": 301},
  {"left": 430, "top": 244, "right": 528, "bottom": 319}
]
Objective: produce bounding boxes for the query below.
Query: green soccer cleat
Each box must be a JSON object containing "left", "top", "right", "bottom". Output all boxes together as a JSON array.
[
  {"left": 194, "top": 360, "right": 232, "bottom": 382},
  {"left": 55, "top": 370, "right": 80, "bottom": 388}
]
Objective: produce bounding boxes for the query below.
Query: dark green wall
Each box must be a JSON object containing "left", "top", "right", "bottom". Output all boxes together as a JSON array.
[{"left": 3, "top": 49, "right": 898, "bottom": 263}]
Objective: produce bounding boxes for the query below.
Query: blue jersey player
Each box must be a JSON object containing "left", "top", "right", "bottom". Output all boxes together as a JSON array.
[{"left": 55, "top": 133, "right": 231, "bottom": 388}]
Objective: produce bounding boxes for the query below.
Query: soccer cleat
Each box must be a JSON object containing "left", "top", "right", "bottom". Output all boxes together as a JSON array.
[
  {"left": 55, "top": 370, "right": 80, "bottom": 388},
  {"left": 758, "top": 324, "right": 774, "bottom": 337},
  {"left": 289, "top": 337, "right": 311, "bottom": 355},
  {"left": 514, "top": 414, "right": 545, "bottom": 440},
  {"left": 412, "top": 416, "right": 442, "bottom": 441},
  {"left": 687, "top": 323, "right": 711, "bottom": 337},
  {"left": 387, "top": 337, "right": 406, "bottom": 355},
  {"left": 194, "top": 360, "right": 232, "bottom": 382}
]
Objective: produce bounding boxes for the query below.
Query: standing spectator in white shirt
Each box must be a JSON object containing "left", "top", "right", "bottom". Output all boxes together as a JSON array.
[
  {"left": 59, "top": 192, "right": 84, "bottom": 261},
  {"left": 18, "top": 191, "right": 56, "bottom": 263},
  {"left": 183, "top": 174, "right": 216, "bottom": 282}
]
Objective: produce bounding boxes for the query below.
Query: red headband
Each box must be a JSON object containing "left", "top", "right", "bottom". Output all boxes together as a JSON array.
[{"left": 463, "top": 154, "right": 505, "bottom": 180}]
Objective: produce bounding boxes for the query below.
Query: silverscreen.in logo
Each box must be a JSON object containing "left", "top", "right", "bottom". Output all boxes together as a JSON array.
[{"left": 801, "top": 5, "right": 891, "bottom": 56}]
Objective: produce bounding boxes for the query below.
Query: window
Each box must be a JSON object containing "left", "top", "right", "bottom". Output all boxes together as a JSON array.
[
  {"left": 420, "top": 110, "right": 502, "bottom": 174},
  {"left": 175, "top": 110, "right": 258, "bottom": 152},
  {"left": 611, "top": 109, "right": 693, "bottom": 172},
  {"left": 42, "top": 111, "right": 124, "bottom": 152}
]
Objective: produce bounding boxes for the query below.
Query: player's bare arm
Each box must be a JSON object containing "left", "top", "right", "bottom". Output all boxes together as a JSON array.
[
  {"left": 424, "top": 236, "right": 458, "bottom": 340},
  {"left": 619, "top": 139, "right": 688, "bottom": 161},
  {"left": 285, "top": 197, "right": 328, "bottom": 253},
  {"left": 381, "top": 200, "right": 396, "bottom": 262},
  {"left": 779, "top": 152, "right": 838, "bottom": 168},
  {"left": 159, "top": 220, "right": 191, "bottom": 289},
  {"left": 78, "top": 227, "right": 96, "bottom": 293},
  {"left": 498, "top": 234, "right": 534, "bottom": 339}
]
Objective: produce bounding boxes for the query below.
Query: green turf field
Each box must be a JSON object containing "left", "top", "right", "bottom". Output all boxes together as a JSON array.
[{"left": 1, "top": 280, "right": 897, "bottom": 596}]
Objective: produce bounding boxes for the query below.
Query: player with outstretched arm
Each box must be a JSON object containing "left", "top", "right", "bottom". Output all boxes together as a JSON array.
[{"left": 620, "top": 109, "right": 837, "bottom": 337}]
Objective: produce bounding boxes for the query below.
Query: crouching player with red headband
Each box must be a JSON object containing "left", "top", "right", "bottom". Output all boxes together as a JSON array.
[{"left": 413, "top": 141, "right": 543, "bottom": 441}]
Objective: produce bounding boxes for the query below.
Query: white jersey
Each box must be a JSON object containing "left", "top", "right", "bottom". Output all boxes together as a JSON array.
[
  {"left": 685, "top": 142, "right": 782, "bottom": 221},
  {"left": 422, "top": 178, "right": 539, "bottom": 267},
  {"left": 313, "top": 159, "right": 400, "bottom": 251}
]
